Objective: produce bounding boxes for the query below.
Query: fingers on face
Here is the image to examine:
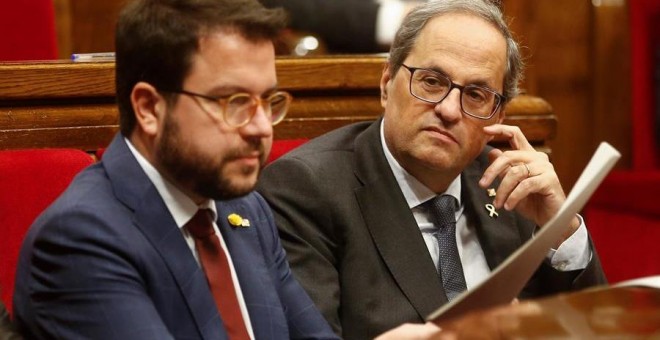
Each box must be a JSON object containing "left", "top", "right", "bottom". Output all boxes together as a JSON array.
[{"left": 484, "top": 124, "right": 534, "bottom": 151}]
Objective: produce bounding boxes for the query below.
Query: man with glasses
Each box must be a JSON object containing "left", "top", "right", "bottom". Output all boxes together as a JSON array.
[
  {"left": 258, "top": 0, "right": 607, "bottom": 338},
  {"left": 12, "top": 0, "right": 338, "bottom": 338}
]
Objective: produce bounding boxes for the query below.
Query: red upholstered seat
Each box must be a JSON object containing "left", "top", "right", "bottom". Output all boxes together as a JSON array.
[
  {"left": 0, "top": 149, "right": 93, "bottom": 313},
  {"left": 584, "top": 0, "right": 660, "bottom": 283},
  {"left": 587, "top": 171, "right": 660, "bottom": 283},
  {"left": 267, "top": 139, "right": 308, "bottom": 163},
  {"left": 0, "top": 0, "right": 58, "bottom": 61}
]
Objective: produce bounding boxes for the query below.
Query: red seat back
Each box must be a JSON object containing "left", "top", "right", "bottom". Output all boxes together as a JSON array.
[
  {"left": 0, "top": 0, "right": 58, "bottom": 61},
  {"left": 267, "top": 139, "right": 308, "bottom": 163},
  {"left": 585, "top": 0, "right": 660, "bottom": 283},
  {"left": 0, "top": 149, "right": 93, "bottom": 312}
]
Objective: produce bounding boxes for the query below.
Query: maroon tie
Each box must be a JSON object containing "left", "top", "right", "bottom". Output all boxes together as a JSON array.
[{"left": 186, "top": 209, "right": 250, "bottom": 340}]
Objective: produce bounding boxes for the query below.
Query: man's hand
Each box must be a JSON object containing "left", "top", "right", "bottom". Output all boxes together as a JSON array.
[
  {"left": 374, "top": 322, "right": 443, "bottom": 340},
  {"left": 479, "top": 124, "right": 579, "bottom": 247}
]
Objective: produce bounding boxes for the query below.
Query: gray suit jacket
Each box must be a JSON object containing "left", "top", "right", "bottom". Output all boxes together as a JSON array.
[{"left": 257, "top": 119, "right": 606, "bottom": 339}]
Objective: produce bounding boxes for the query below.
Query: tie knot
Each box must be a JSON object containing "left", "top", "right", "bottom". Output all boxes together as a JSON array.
[
  {"left": 426, "top": 195, "right": 457, "bottom": 228},
  {"left": 186, "top": 209, "right": 215, "bottom": 239}
]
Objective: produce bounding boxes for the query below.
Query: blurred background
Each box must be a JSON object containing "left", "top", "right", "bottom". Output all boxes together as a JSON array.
[{"left": 0, "top": 0, "right": 653, "bottom": 194}]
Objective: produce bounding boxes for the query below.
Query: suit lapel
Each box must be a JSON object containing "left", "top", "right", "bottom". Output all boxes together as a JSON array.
[
  {"left": 103, "top": 135, "right": 225, "bottom": 339},
  {"left": 461, "top": 150, "right": 524, "bottom": 270},
  {"left": 213, "top": 199, "right": 270, "bottom": 338},
  {"left": 353, "top": 120, "right": 447, "bottom": 319}
]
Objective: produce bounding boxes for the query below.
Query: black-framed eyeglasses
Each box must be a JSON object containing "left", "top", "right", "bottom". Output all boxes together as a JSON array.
[
  {"left": 401, "top": 64, "right": 505, "bottom": 119},
  {"left": 163, "top": 89, "right": 292, "bottom": 127}
]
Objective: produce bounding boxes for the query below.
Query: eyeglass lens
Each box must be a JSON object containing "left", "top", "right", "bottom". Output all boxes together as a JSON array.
[
  {"left": 224, "top": 92, "right": 290, "bottom": 127},
  {"left": 410, "top": 69, "right": 498, "bottom": 118}
]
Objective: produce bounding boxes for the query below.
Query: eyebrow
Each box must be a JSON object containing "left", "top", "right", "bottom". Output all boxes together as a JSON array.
[
  {"left": 419, "top": 65, "right": 499, "bottom": 91},
  {"left": 204, "top": 84, "right": 280, "bottom": 97}
]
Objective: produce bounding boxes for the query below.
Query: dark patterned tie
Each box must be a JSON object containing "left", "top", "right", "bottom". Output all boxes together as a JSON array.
[
  {"left": 186, "top": 209, "right": 250, "bottom": 340},
  {"left": 426, "top": 195, "right": 467, "bottom": 301}
]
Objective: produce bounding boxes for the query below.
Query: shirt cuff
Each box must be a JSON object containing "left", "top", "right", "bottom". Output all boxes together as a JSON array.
[
  {"left": 546, "top": 214, "right": 591, "bottom": 271},
  {"left": 376, "top": 0, "right": 406, "bottom": 46}
]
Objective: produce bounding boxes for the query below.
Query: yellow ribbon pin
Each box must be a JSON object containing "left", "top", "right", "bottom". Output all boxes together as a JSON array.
[{"left": 227, "top": 213, "right": 250, "bottom": 228}]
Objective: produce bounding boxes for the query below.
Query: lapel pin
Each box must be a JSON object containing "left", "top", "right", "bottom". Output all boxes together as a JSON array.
[
  {"left": 485, "top": 204, "right": 499, "bottom": 218},
  {"left": 487, "top": 188, "right": 496, "bottom": 197},
  {"left": 228, "top": 213, "right": 250, "bottom": 228}
]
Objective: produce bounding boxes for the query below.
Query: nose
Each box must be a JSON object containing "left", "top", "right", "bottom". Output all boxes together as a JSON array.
[
  {"left": 240, "top": 103, "right": 273, "bottom": 138},
  {"left": 434, "top": 87, "right": 462, "bottom": 122}
]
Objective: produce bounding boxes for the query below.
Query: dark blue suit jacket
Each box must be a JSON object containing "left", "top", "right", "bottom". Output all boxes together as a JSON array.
[{"left": 13, "top": 135, "right": 336, "bottom": 339}]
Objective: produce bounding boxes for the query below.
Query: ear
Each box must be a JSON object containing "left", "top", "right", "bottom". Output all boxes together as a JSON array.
[
  {"left": 131, "top": 82, "right": 166, "bottom": 137},
  {"left": 496, "top": 106, "right": 506, "bottom": 124},
  {"left": 380, "top": 63, "right": 392, "bottom": 108}
]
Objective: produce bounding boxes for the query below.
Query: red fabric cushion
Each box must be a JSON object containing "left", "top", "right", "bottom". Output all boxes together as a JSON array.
[
  {"left": 267, "top": 139, "right": 308, "bottom": 163},
  {"left": 629, "top": 0, "right": 660, "bottom": 169},
  {"left": 585, "top": 171, "right": 660, "bottom": 283},
  {"left": 96, "top": 147, "right": 107, "bottom": 160},
  {"left": 586, "top": 207, "right": 660, "bottom": 283},
  {"left": 0, "top": 0, "right": 58, "bottom": 61},
  {"left": 588, "top": 171, "right": 660, "bottom": 218},
  {"left": 0, "top": 149, "right": 93, "bottom": 312}
]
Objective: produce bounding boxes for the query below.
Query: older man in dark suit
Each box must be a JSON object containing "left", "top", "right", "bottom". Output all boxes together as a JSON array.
[{"left": 258, "top": 1, "right": 607, "bottom": 339}]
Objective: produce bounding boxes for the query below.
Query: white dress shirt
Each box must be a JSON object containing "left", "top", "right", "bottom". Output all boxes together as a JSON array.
[
  {"left": 378, "top": 121, "right": 591, "bottom": 289},
  {"left": 125, "top": 138, "right": 255, "bottom": 339}
]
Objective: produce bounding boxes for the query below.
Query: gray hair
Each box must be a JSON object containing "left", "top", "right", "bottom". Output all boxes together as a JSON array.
[{"left": 388, "top": 0, "right": 523, "bottom": 102}]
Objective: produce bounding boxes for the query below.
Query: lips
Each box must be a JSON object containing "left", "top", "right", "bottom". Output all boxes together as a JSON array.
[
  {"left": 228, "top": 144, "right": 263, "bottom": 160},
  {"left": 423, "top": 126, "right": 459, "bottom": 145},
  {"left": 234, "top": 152, "right": 261, "bottom": 162}
]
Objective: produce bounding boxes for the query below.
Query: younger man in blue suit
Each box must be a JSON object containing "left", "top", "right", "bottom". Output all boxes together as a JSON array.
[{"left": 12, "top": 0, "right": 336, "bottom": 338}]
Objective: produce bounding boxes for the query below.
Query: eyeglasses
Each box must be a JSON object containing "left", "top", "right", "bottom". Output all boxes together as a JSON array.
[
  {"left": 165, "top": 89, "right": 292, "bottom": 127},
  {"left": 401, "top": 64, "right": 505, "bottom": 119}
]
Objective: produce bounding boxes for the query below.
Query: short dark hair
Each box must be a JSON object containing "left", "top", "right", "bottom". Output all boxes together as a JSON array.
[
  {"left": 388, "top": 0, "right": 523, "bottom": 103},
  {"left": 115, "top": 0, "right": 287, "bottom": 135}
]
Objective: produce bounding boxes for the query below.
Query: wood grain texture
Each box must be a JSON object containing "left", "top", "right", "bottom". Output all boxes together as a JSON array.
[{"left": 0, "top": 57, "right": 556, "bottom": 152}]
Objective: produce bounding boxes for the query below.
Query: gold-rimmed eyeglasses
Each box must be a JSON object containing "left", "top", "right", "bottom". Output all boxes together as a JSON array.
[
  {"left": 164, "top": 89, "right": 292, "bottom": 127},
  {"left": 401, "top": 64, "right": 505, "bottom": 120}
]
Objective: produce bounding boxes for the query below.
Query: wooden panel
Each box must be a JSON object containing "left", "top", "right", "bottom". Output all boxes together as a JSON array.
[
  {"left": 0, "top": 62, "right": 115, "bottom": 99},
  {"left": 276, "top": 56, "right": 384, "bottom": 90},
  {"left": 592, "top": 1, "right": 631, "bottom": 169},
  {"left": 69, "top": 0, "right": 124, "bottom": 55},
  {"left": 504, "top": 0, "right": 595, "bottom": 190},
  {"left": 53, "top": 0, "right": 73, "bottom": 60},
  {"left": 0, "top": 104, "right": 118, "bottom": 129},
  {"left": 0, "top": 57, "right": 557, "bottom": 154},
  {"left": 504, "top": 0, "right": 632, "bottom": 190}
]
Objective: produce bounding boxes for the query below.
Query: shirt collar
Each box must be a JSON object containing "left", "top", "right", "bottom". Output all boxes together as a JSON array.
[
  {"left": 124, "top": 137, "right": 218, "bottom": 228},
  {"left": 379, "top": 119, "right": 462, "bottom": 209}
]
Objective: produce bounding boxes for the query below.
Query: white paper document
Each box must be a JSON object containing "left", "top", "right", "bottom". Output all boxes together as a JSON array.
[
  {"left": 614, "top": 275, "right": 660, "bottom": 290},
  {"left": 427, "top": 142, "right": 621, "bottom": 324}
]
